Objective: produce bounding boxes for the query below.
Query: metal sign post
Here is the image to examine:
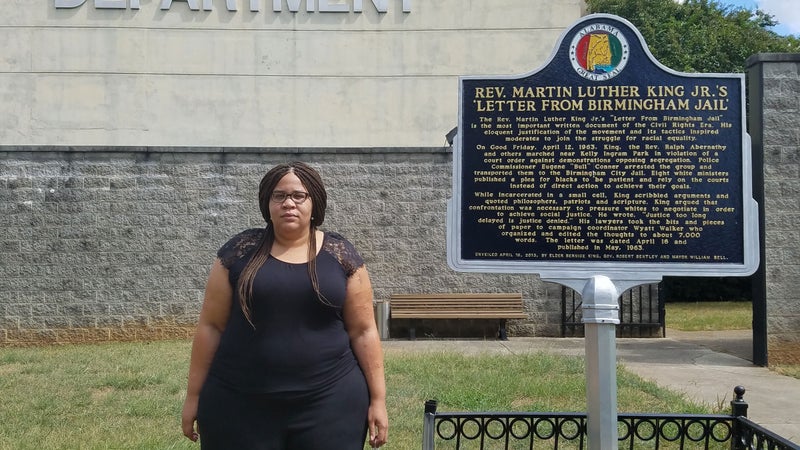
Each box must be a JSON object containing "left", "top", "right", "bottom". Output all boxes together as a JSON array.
[
  {"left": 537, "top": 275, "right": 657, "bottom": 450},
  {"left": 581, "top": 276, "right": 621, "bottom": 450}
]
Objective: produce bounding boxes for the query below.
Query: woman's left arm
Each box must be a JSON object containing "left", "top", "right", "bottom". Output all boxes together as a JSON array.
[{"left": 343, "top": 266, "right": 388, "bottom": 448}]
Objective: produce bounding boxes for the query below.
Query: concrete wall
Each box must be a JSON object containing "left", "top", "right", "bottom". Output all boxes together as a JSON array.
[
  {"left": 0, "top": 149, "right": 566, "bottom": 344},
  {"left": 746, "top": 54, "right": 800, "bottom": 365},
  {"left": 0, "top": 0, "right": 584, "bottom": 148}
]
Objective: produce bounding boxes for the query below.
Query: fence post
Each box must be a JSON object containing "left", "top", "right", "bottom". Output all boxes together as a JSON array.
[
  {"left": 423, "top": 400, "right": 437, "bottom": 450},
  {"left": 730, "top": 385, "right": 748, "bottom": 450}
]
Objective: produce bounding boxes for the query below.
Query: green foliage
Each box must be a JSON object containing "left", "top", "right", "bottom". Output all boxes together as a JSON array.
[{"left": 586, "top": 0, "right": 800, "bottom": 73}]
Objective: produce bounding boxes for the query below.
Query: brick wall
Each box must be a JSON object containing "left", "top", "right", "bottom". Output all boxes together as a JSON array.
[{"left": 0, "top": 148, "right": 566, "bottom": 345}]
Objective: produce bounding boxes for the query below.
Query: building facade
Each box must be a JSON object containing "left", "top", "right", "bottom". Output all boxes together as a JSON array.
[
  {"left": 0, "top": 0, "right": 586, "bottom": 344},
  {"left": 3, "top": 2, "right": 794, "bottom": 367}
]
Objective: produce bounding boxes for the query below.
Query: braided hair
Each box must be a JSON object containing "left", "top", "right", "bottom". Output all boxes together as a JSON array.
[{"left": 237, "top": 162, "right": 328, "bottom": 326}]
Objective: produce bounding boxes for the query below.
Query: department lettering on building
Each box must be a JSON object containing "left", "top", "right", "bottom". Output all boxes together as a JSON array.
[{"left": 55, "top": 0, "right": 411, "bottom": 13}]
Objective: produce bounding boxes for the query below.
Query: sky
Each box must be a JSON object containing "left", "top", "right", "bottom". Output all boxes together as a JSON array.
[{"left": 717, "top": 0, "right": 799, "bottom": 36}]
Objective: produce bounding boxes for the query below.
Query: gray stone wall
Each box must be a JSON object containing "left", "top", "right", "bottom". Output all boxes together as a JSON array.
[
  {"left": 747, "top": 54, "right": 800, "bottom": 364},
  {"left": 0, "top": 148, "right": 566, "bottom": 344}
]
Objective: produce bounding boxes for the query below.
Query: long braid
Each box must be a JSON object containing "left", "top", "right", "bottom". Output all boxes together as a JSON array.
[
  {"left": 306, "top": 229, "right": 332, "bottom": 306},
  {"left": 237, "top": 226, "right": 273, "bottom": 327}
]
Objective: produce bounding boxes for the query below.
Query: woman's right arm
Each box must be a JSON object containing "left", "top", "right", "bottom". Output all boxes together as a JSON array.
[{"left": 181, "top": 259, "right": 233, "bottom": 441}]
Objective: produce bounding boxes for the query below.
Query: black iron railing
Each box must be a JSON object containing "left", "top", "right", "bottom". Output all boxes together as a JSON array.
[
  {"left": 422, "top": 387, "right": 799, "bottom": 450},
  {"left": 562, "top": 284, "right": 664, "bottom": 338}
]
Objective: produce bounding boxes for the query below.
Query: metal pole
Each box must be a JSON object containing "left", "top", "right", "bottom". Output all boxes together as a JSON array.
[
  {"left": 582, "top": 275, "right": 620, "bottom": 450},
  {"left": 375, "top": 300, "right": 390, "bottom": 340}
]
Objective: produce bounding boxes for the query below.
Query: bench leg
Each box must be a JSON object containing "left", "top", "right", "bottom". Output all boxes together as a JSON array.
[
  {"left": 498, "top": 320, "right": 508, "bottom": 341},
  {"left": 409, "top": 325, "right": 416, "bottom": 340}
]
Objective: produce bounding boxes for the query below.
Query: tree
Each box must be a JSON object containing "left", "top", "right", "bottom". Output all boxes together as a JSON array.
[
  {"left": 585, "top": 0, "right": 798, "bottom": 303},
  {"left": 586, "top": 0, "right": 800, "bottom": 73}
]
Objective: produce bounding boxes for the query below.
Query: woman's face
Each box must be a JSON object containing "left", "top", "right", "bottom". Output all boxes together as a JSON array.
[{"left": 268, "top": 172, "right": 314, "bottom": 236}]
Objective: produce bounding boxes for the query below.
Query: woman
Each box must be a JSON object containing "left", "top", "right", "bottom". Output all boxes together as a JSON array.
[{"left": 181, "top": 162, "right": 388, "bottom": 449}]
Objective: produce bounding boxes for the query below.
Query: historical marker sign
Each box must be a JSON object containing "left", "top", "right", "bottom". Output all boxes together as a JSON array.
[{"left": 447, "top": 14, "right": 759, "bottom": 279}]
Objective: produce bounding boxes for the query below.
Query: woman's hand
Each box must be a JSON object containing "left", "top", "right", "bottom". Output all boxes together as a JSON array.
[
  {"left": 367, "top": 399, "right": 389, "bottom": 448},
  {"left": 181, "top": 395, "right": 200, "bottom": 442}
]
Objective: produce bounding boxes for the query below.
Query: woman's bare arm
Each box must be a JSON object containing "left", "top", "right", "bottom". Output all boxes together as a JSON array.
[
  {"left": 181, "top": 259, "right": 233, "bottom": 441},
  {"left": 343, "top": 266, "right": 388, "bottom": 448}
]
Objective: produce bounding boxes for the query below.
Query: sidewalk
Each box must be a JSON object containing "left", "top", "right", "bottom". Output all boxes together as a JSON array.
[{"left": 382, "top": 330, "right": 800, "bottom": 443}]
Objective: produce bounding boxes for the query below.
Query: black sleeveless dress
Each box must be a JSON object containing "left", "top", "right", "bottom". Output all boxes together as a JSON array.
[{"left": 196, "top": 229, "right": 370, "bottom": 450}]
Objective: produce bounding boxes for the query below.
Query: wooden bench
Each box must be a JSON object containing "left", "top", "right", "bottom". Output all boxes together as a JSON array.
[{"left": 389, "top": 293, "right": 527, "bottom": 340}]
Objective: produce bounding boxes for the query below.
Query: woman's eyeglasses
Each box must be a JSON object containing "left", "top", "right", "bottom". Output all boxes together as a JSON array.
[{"left": 270, "top": 191, "right": 310, "bottom": 204}]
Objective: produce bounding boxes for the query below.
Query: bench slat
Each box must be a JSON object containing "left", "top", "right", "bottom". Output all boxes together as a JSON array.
[
  {"left": 391, "top": 306, "right": 524, "bottom": 310},
  {"left": 391, "top": 293, "right": 520, "bottom": 300},
  {"left": 391, "top": 313, "right": 528, "bottom": 319},
  {"left": 390, "top": 306, "right": 525, "bottom": 310},
  {"left": 390, "top": 298, "right": 522, "bottom": 302},
  {"left": 390, "top": 294, "right": 526, "bottom": 318},
  {"left": 391, "top": 304, "right": 523, "bottom": 308},
  {"left": 389, "top": 293, "right": 526, "bottom": 340}
]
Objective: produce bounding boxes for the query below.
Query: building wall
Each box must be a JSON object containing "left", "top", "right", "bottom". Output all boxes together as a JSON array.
[
  {"left": 0, "top": 1, "right": 588, "bottom": 344},
  {"left": 0, "top": 149, "right": 567, "bottom": 344},
  {"left": 747, "top": 54, "right": 800, "bottom": 365},
  {"left": 0, "top": 0, "right": 584, "bottom": 148}
]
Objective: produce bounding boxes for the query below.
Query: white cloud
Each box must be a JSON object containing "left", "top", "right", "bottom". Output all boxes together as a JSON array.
[{"left": 757, "top": 0, "right": 800, "bottom": 34}]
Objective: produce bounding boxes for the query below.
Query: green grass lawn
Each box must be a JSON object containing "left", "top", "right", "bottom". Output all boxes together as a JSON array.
[
  {"left": 665, "top": 301, "right": 752, "bottom": 331},
  {"left": 3, "top": 301, "right": 794, "bottom": 449},
  {"left": 0, "top": 340, "right": 718, "bottom": 450}
]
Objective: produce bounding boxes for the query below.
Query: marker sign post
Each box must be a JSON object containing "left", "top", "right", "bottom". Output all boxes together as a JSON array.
[{"left": 446, "top": 14, "right": 759, "bottom": 450}]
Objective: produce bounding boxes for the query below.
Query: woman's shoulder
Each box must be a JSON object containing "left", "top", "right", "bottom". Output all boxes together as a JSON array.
[
  {"left": 217, "top": 228, "right": 265, "bottom": 268},
  {"left": 322, "top": 231, "right": 364, "bottom": 277}
]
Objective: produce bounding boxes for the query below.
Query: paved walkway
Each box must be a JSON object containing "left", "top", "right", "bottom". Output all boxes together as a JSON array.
[{"left": 382, "top": 330, "right": 800, "bottom": 444}]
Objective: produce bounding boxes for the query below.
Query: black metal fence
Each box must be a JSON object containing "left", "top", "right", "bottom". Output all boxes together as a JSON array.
[
  {"left": 562, "top": 283, "right": 664, "bottom": 338},
  {"left": 422, "top": 387, "right": 799, "bottom": 450}
]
